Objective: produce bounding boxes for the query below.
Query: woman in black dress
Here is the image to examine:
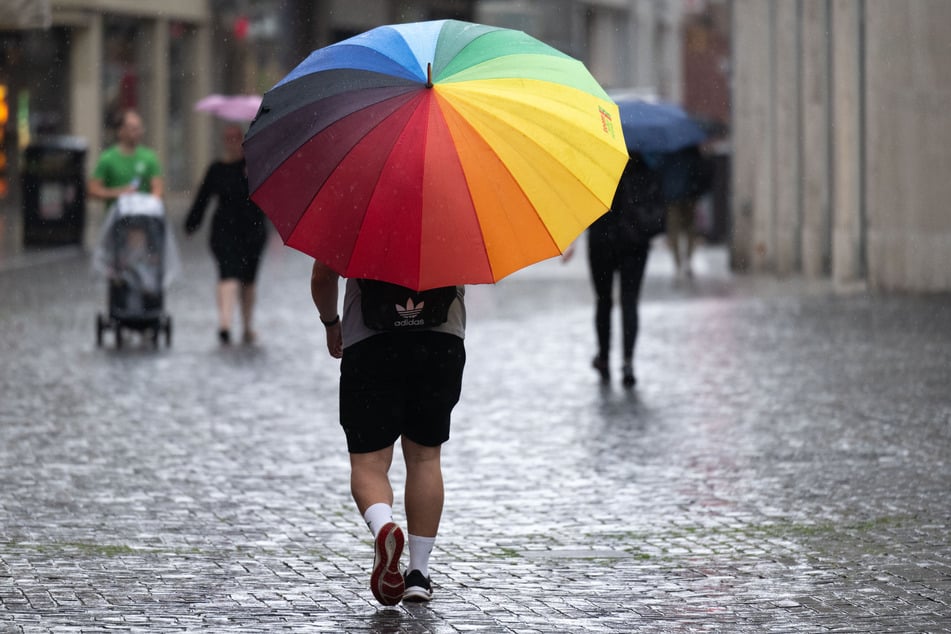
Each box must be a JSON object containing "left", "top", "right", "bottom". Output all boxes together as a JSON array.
[
  {"left": 567, "top": 154, "right": 663, "bottom": 388},
  {"left": 185, "top": 124, "right": 268, "bottom": 344}
]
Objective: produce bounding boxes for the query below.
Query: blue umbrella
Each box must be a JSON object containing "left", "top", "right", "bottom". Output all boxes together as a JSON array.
[{"left": 615, "top": 97, "right": 708, "bottom": 154}]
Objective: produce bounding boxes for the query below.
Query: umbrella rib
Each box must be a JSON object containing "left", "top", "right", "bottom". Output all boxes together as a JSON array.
[
  {"left": 446, "top": 86, "right": 620, "bottom": 246},
  {"left": 285, "top": 97, "right": 424, "bottom": 279},
  {"left": 271, "top": 93, "right": 421, "bottom": 268},
  {"left": 347, "top": 102, "right": 430, "bottom": 282},
  {"left": 439, "top": 97, "right": 562, "bottom": 278}
]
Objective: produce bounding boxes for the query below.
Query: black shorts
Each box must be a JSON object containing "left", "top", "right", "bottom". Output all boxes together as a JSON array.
[{"left": 340, "top": 331, "right": 465, "bottom": 454}]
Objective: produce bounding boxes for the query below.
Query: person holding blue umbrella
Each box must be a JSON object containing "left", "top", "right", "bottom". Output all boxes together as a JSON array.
[
  {"left": 650, "top": 145, "right": 710, "bottom": 279},
  {"left": 613, "top": 96, "right": 710, "bottom": 279},
  {"left": 566, "top": 153, "right": 665, "bottom": 387}
]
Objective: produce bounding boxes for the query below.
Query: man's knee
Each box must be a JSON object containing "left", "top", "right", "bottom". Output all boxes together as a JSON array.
[
  {"left": 350, "top": 446, "right": 394, "bottom": 473},
  {"left": 401, "top": 438, "right": 441, "bottom": 464}
]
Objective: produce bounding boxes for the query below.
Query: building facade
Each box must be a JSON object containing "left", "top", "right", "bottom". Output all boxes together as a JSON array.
[
  {"left": 476, "top": 0, "right": 686, "bottom": 99},
  {"left": 731, "top": 0, "right": 951, "bottom": 292},
  {"left": 1, "top": 0, "right": 700, "bottom": 253},
  {"left": 0, "top": 0, "right": 214, "bottom": 219},
  {"left": 0, "top": 1, "right": 485, "bottom": 206}
]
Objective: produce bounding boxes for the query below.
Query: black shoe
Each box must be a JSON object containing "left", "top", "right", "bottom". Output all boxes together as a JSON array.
[
  {"left": 218, "top": 329, "right": 231, "bottom": 345},
  {"left": 592, "top": 355, "right": 610, "bottom": 383},
  {"left": 402, "top": 569, "right": 433, "bottom": 603},
  {"left": 622, "top": 364, "right": 636, "bottom": 388}
]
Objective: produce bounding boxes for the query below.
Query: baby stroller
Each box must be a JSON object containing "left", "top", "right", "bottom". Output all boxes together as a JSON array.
[{"left": 92, "top": 193, "right": 179, "bottom": 348}]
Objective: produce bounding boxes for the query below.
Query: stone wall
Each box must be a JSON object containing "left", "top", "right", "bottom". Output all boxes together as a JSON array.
[{"left": 731, "top": 0, "right": 951, "bottom": 291}]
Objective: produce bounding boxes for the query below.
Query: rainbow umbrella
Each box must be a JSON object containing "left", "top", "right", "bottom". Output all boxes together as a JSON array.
[{"left": 244, "top": 19, "right": 628, "bottom": 290}]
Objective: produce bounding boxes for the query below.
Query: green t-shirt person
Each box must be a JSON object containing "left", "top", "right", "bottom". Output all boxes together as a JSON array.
[
  {"left": 88, "top": 110, "right": 164, "bottom": 206},
  {"left": 92, "top": 145, "right": 161, "bottom": 198}
]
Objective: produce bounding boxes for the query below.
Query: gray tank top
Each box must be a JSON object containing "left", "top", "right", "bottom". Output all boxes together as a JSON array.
[{"left": 341, "top": 279, "right": 466, "bottom": 349}]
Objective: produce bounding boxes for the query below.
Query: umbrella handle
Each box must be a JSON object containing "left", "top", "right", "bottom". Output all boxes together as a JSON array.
[{"left": 426, "top": 63, "right": 433, "bottom": 89}]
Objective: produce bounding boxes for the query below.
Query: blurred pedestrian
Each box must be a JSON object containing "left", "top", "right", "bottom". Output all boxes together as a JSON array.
[
  {"left": 184, "top": 124, "right": 268, "bottom": 345},
  {"left": 310, "top": 261, "right": 466, "bottom": 605},
  {"left": 88, "top": 109, "right": 163, "bottom": 205},
  {"left": 566, "top": 155, "right": 663, "bottom": 387},
  {"left": 652, "top": 145, "right": 709, "bottom": 279}
]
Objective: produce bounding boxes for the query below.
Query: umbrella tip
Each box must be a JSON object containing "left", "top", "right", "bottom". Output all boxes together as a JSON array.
[{"left": 426, "top": 62, "right": 433, "bottom": 89}]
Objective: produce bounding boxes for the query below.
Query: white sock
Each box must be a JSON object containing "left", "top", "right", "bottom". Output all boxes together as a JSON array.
[
  {"left": 408, "top": 534, "right": 436, "bottom": 578},
  {"left": 363, "top": 503, "right": 393, "bottom": 538}
]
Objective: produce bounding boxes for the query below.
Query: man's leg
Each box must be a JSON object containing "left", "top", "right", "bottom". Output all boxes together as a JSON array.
[
  {"left": 349, "top": 445, "right": 395, "bottom": 516},
  {"left": 350, "top": 445, "right": 405, "bottom": 606},
  {"left": 402, "top": 438, "right": 443, "bottom": 537},
  {"left": 683, "top": 199, "right": 697, "bottom": 276},
  {"left": 665, "top": 203, "right": 683, "bottom": 273},
  {"left": 402, "top": 437, "right": 442, "bottom": 602}
]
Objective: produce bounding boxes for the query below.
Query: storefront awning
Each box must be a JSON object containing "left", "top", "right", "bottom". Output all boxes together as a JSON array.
[{"left": 0, "top": 0, "right": 51, "bottom": 29}]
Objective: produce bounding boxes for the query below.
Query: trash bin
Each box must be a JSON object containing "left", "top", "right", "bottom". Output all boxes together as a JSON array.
[{"left": 21, "top": 136, "right": 87, "bottom": 246}]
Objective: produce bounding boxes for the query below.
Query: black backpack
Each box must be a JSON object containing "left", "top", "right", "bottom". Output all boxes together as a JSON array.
[{"left": 358, "top": 279, "right": 458, "bottom": 331}]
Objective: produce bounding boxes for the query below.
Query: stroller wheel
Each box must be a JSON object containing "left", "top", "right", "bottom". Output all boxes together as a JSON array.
[
  {"left": 115, "top": 326, "right": 124, "bottom": 349},
  {"left": 150, "top": 328, "right": 160, "bottom": 348}
]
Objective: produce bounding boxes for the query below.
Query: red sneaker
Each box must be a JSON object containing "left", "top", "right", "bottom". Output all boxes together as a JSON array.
[{"left": 370, "top": 522, "right": 405, "bottom": 605}]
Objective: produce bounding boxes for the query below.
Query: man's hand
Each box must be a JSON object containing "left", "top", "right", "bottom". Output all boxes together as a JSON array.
[{"left": 324, "top": 321, "right": 343, "bottom": 359}]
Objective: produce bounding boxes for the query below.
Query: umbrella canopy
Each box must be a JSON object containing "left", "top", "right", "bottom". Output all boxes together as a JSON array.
[
  {"left": 244, "top": 19, "right": 628, "bottom": 290},
  {"left": 194, "top": 94, "right": 263, "bottom": 122},
  {"left": 614, "top": 96, "right": 708, "bottom": 154}
]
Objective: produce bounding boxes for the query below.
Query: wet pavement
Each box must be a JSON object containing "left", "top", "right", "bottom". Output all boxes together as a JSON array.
[{"left": 1, "top": 200, "right": 950, "bottom": 632}]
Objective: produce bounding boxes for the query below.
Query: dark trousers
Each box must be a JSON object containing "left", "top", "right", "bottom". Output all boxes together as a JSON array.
[{"left": 588, "top": 240, "right": 649, "bottom": 362}]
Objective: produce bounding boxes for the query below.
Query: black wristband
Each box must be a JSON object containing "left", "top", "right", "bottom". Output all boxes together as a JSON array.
[{"left": 319, "top": 314, "right": 340, "bottom": 327}]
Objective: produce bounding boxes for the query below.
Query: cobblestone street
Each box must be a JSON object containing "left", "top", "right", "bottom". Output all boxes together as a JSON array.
[{"left": 1, "top": 205, "right": 950, "bottom": 632}]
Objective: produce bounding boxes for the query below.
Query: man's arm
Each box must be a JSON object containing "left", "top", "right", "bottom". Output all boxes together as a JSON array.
[
  {"left": 149, "top": 175, "right": 164, "bottom": 198},
  {"left": 87, "top": 177, "right": 134, "bottom": 201},
  {"left": 311, "top": 259, "right": 343, "bottom": 359}
]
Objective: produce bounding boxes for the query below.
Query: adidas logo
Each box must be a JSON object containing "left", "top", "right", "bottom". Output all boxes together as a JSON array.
[{"left": 395, "top": 298, "right": 425, "bottom": 319}]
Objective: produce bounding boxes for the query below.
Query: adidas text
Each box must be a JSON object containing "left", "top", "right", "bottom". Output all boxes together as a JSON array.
[{"left": 394, "top": 318, "right": 426, "bottom": 328}]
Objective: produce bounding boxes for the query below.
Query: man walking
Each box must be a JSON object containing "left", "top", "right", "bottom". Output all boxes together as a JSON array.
[
  {"left": 653, "top": 145, "right": 708, "bottom": 279},
  {"left": 88, "top": 109, "right": 163, "bottom": 204},
  {"left": 310, "top": 260, "right": 466, "bottom": 605}
]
